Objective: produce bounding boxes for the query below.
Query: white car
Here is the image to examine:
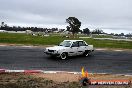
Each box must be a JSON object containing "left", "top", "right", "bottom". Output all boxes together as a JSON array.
[{"left": 44, "top": 40, "right": 94, "bottom": 59}]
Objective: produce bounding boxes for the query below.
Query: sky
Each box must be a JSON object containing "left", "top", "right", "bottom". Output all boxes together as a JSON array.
[{"left": 0, "top": 0, "right": 132, "bottom": 34}]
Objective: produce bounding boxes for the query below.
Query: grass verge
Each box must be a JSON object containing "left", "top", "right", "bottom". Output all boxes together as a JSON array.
[{"left": 0, "top": 33, "right": 132, "bottom": 49}]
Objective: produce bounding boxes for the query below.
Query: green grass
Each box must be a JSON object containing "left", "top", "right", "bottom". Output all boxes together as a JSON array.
[
  {"left": 0, "top": 33, "right": 132, "bottom": 49},
  {"left": 84, "top": 38, "right": 132, "bottom": 49},
  {"left": 0, "top": 33, "right": 64, "bottom": 45}
]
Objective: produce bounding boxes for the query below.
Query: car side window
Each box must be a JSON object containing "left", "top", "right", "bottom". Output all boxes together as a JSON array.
[
  {"left": 72, "top": 42, "right": 79, "bottom": 47},
  {"left": 78, "top": 41, "right": 87, "bottom": 46}
]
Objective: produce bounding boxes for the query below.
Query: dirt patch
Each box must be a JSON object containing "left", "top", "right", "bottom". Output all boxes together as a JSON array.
[
  {"left": 0, "top": 73, "right": 132, "bottom": 88},
  {"left": 32, "top": 73, "right": 80, "bottom": 82},
  {"left": 0, "top": 73, "right": 80, "bottom": 88},
  {"left": 32, "top": 73, "right": 132, "bottom": 82}
]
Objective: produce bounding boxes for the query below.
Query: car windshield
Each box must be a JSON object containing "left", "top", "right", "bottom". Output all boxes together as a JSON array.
[{"left": 59, "top": 41, "right": 71, "bottom": 47}]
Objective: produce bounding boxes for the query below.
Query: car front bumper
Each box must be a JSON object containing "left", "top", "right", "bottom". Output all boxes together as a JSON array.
[{"left": 44, "top": 51, "right": 60, "bottom": 57}]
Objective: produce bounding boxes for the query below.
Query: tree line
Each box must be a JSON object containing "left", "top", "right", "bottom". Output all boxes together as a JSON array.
[{"left": 0, "top": 22, "right": 64, "bottom": 33}]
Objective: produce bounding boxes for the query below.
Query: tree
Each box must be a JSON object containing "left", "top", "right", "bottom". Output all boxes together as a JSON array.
[
  {"left": 92, "top": 28, "right": 104, "bottom": 35},
  {"left": 66, "top": 26, "right": 70, "bottom": 31},
  {"left": 126, "top": 33, "right": 132, "bottom": 37},
  {"left": 1, "top": 22, "right": 4, "bottom": 27},
  {"left": 120, "top": 33, "right": 124, "bottom": 36},
  {"left": 83, "top": 28, "right": 90, "bottom": 35},
  {"left": 66, "top": 17, "right": 81, "bottom": 38}
]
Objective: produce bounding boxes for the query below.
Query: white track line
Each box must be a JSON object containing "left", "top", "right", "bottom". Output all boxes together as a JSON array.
[
  {"left": 21, "top": 46, "right": 33, "bottom": 48},
  {"left": 96, "top": 49, "right": 107, "bottom": 51},
  {"left": 0, "top": 45, "right": 6, "bottom": 46},
  {"left": 114, "top": 50, "right": 124, "bottom": 52},
  {"left": 5, "top": 70, "right": 25, "bottom": 72},
  {"left": 96, "top": 48, "right": 125, "bottom": 51}
]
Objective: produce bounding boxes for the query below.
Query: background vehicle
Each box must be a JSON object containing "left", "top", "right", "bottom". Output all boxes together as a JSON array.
[{"left": 44, "top": 40, "right": 94, "bottom": 59}]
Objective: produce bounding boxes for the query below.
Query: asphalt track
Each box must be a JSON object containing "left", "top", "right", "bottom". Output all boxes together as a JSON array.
[{"left": 0, "top": 46, "right": 132, "bottom": 75}]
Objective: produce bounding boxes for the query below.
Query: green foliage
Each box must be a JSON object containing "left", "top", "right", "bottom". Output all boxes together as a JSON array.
[
  {"left": 66, "top": 17, "right": 81, "bottom": 34},
  {"left": 92, "top": 29, "right": 104, "bottom": 34},
  {"left": 83, "top": 28, "right": 90, "bottom": 35}
]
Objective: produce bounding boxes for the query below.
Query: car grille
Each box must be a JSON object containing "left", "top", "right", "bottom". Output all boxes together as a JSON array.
[{"left": 48, "top": 49, "right": 54, "bottom": 52}]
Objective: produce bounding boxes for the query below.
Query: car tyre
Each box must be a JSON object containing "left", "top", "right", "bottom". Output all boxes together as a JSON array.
[
  {"left": 83, "top": 50, "right": 90, "bottom": 57},
  {"left": 60, "top": 52, "right": 67, "bottom": 60}
]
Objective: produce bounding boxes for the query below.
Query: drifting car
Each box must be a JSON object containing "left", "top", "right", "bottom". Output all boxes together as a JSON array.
[{"left": 44, "top": 40, "right": 94, "bottom": 59}]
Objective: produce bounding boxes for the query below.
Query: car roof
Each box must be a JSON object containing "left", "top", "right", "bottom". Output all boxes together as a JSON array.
[{"left": 64, "top": 40, "right": 84, "bottom": 42}]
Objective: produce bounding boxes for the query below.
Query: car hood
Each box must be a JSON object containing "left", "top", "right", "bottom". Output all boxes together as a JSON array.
[{"left": 46, "top": 46, "right": 68, "bottom": 51}]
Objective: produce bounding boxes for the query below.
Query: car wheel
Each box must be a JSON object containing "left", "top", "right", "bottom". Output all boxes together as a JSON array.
[
  {"left": 60, "top": 53, "right": 67, "bottom": 60},
  {"left": 84, "top": 50, "right": 90, "bottom": 57}
]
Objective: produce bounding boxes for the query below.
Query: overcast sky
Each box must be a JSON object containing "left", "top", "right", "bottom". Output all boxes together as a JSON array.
[{"left": 0, "top": 0, "right": 132, "bottom": 34}]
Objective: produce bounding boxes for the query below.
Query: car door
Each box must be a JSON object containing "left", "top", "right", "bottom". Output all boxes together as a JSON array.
[
  {"left": 78, "top": 41, "right": 87, "bottom": 55},
  {"left": 68, "top": 41, "right": 79, "bottom": 56}
]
